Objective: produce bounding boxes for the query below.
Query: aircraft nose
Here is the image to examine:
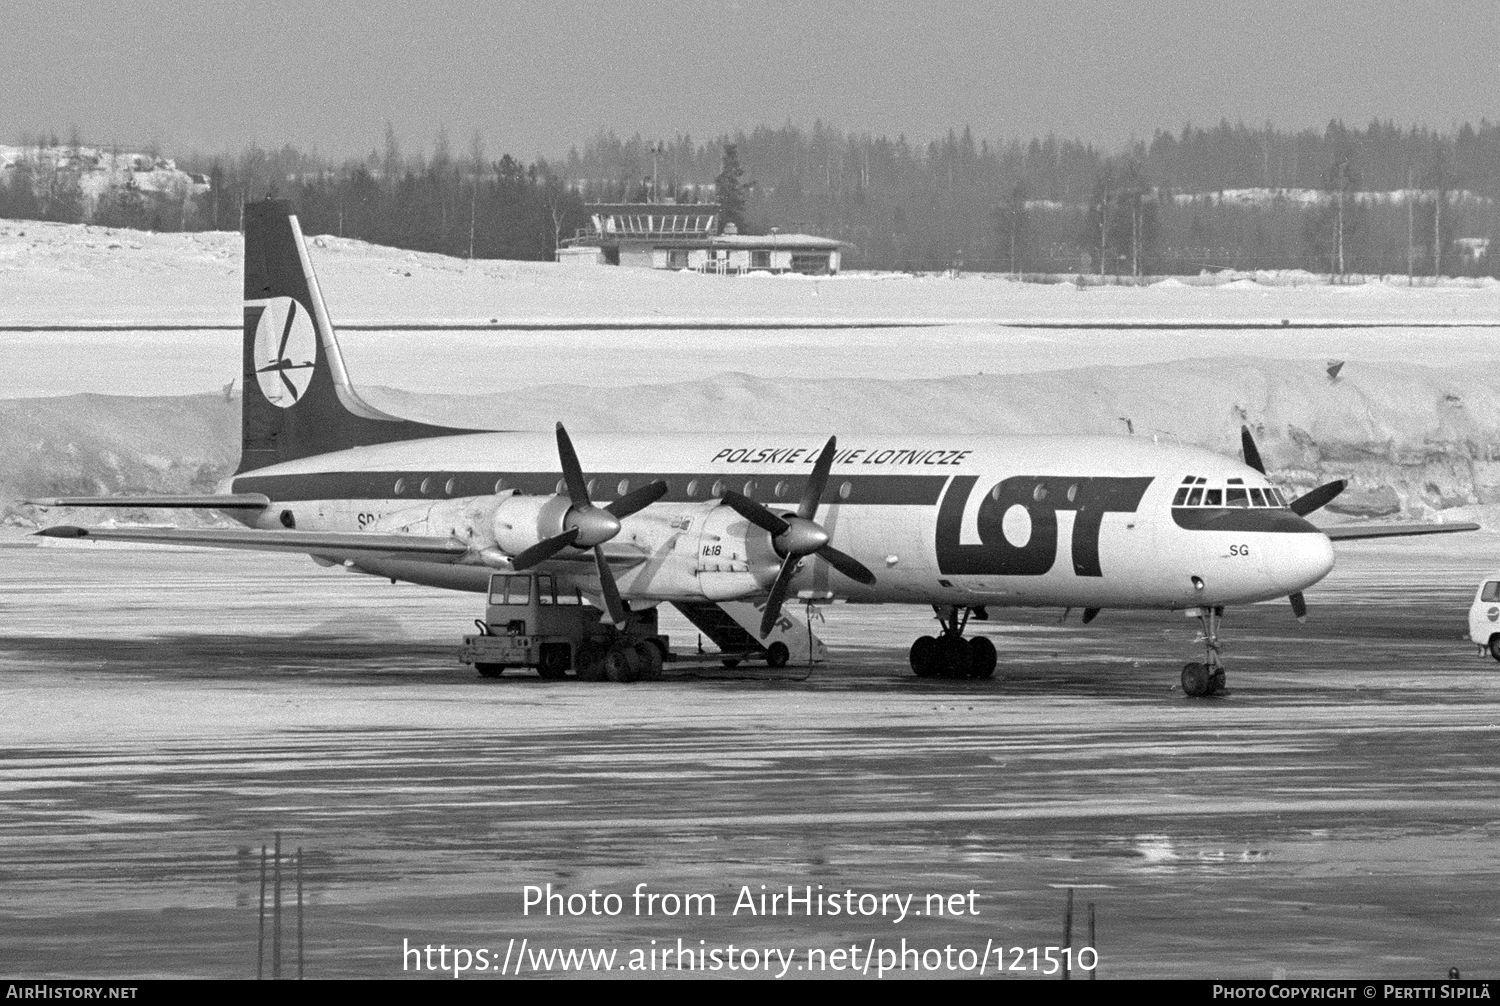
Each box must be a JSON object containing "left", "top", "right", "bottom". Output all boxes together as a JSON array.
[{"left": 1262, "top": 522, "right": 1335, "bottom": 593}]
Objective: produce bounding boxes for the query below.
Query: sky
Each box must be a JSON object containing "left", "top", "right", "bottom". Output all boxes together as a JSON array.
[{"left": 4, "top": 0, "right": 1499, "bottom": 161}]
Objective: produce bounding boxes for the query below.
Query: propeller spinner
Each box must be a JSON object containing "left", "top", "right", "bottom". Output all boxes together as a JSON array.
[
  {"left": 510, "top": 423, "right": 668, "bottom": 626},
  {"left": 717, "top": 435, "right": 876, "bottom": 637}
]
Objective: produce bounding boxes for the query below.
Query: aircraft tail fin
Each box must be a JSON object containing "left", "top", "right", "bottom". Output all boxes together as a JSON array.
[{"left": 238, "top": 199, "right": 470, "bottom": 473}]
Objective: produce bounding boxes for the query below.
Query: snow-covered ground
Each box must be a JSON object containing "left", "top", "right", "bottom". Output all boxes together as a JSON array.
[
  {"left": 4, "top": 218, "right": 1498, "bottom": 328},
  {"left": 4, "top": 219, "right": 1500, "bottom": 523},
  {"left": 3, "top": 219, "right": 1500, "bottom": 400}
]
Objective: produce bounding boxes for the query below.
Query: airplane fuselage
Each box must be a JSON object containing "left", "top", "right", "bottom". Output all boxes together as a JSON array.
[{"left": 227, "top": 431, "right": 1336, "bottom": 613}]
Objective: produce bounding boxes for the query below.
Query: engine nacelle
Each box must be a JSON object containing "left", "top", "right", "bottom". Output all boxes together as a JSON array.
[
  {"left": 492, "top": 493, "right": 573, "bottom": 556},
  {"left": 692, "top": 500, "right": 782, "bottom": 601}
]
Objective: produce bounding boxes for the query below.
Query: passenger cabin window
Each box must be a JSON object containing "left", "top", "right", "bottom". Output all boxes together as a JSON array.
[{"left": 1482, "top": 581, "right": 1500, "bottom": 602}]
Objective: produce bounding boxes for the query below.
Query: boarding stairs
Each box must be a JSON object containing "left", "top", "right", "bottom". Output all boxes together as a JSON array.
[{"left": 672, "top": 600, "right": 828, "bottom": 665}]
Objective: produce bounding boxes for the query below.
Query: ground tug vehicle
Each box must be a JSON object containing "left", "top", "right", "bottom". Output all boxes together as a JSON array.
[{"left": 460, "top": 572, "right": 667, "bottom": 681}]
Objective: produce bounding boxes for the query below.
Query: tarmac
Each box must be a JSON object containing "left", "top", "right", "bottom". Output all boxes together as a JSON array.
[{"left": 2, "top": 533, "right": 1498, "bottom": 979}]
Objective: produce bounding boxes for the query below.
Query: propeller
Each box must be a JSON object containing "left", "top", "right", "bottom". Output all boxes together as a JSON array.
[
  {"left": 1240, "top": 425, "right": 1346, "bottom": 516},
  {"left": 510, "top": 422, "right": 668, "bottom": 626},
  {"left": 1240, "top": 426, "right": 1266, "bottom": 475},
  {"left": 1287, "top": 479, "right": 1347, "bottom": 517},
  {"left": 1240, "top": 425, "right": 1346, "bottom": 622},
  {"left": 716, "top": 435, "right": 877, "bottom": 637}
]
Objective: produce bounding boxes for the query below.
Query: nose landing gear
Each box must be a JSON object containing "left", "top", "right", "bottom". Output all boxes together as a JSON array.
[
  {"left": 909, "top": 605, "right": 998, "bottom": 680},
  {"left": 1181, "top": 606, "right": 1228, "bottom": 698}
]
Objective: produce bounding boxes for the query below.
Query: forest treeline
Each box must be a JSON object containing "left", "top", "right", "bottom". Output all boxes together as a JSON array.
[{"left": 3, "top": 119, "right": 1499, "bottom": 276}]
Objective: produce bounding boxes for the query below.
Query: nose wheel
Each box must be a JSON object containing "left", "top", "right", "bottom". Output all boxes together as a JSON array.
[{"left": 1181, "top": 606, "right": 1228, "bottom": 698}]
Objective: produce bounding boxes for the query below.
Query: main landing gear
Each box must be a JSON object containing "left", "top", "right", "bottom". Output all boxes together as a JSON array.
[
  {"left": 1181, "top": 605, "right": 1228, "bottom": 698},
  {"left": 909, "top": 605, "right": 998, "bottom": 680}
]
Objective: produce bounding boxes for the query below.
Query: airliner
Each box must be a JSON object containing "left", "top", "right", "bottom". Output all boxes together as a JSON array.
[{"left": 26, "top": 200, "right": 1477, "bottom": 696}]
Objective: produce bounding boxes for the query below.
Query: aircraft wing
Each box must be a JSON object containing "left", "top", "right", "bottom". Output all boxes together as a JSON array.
[
  {"left": 1321, "top": 522, "right": 1482, "bottom": 541},
  {"left": 24, "top": 494, "right": 271, "bottom": 510},
  {"left": 32, "top": 525, "right": 652, "bottom": 571},
  {"left": 34, "top": 525, "right": 469, "bottom": 561}
]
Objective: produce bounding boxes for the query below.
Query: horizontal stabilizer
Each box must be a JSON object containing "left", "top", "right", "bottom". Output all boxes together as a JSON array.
[
  {"left": 35, "top": 524, "right": 469, "bottom": 560},
  {"left": 1322, "top": 521, "right": 1482, "bottom": 541},
  {"left": 24, "top": 494, "right": 271, "bottom": 510}
]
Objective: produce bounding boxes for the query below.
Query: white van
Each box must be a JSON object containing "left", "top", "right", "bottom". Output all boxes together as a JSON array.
[{"left": 1469, "top": 576, "right": 1500, "bottom": 660}]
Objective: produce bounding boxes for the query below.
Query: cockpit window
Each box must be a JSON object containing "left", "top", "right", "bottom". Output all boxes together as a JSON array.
[
  {"left": 1175, "top": 477, "right": 1286, "bottom": 508},
  {"left": 1482, "top": 581, "right": 1500, "bottom": 602}
]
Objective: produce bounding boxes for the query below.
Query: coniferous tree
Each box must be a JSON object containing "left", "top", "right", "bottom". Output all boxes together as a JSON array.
[
  {"left": 994, "top": 181, "right": 1029, "bottom": 276},
  {"left": 714, "top": 143, "right": 747, "bottom": 233}
]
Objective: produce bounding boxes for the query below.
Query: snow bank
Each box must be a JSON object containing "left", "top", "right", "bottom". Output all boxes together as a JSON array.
[{"left": 3, "top": 219, "right": 1497, "bottom": 327}]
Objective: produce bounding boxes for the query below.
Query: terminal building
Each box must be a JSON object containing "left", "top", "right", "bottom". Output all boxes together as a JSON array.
[{"left": 558, "top": 203, "right": 843, "bottom": 275}]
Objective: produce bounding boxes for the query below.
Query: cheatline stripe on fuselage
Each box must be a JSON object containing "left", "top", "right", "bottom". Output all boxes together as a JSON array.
[
  {"left": 230, "top": 470, "right": 951, "bottom": 506},
  {"left": 1171, "top": 507, "right": 1322, "bottom": 533}
]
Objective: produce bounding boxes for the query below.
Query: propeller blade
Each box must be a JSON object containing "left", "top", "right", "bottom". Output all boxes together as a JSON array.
[
  {"left": 593, "top": 546, "right": 627, "bottom": 626},
  {"left": 510, "top": 527, "right": 580, "bottom": 570},
  {"left": 605, "top": 480, "right": 668, "bottom": 520},
  {"left": 799, "top": 436, "right": 837, "bottom": 521},
  {"left": 719, "top": 490, "right": 790, "bottom": 537},
  {"left": 816, "top": 544, "right": 877, "bottom": 585},
  {"left": 759, "top": 554, "right": 800, "bottom": 637},
  {"left": 1289, "top": 479, "right": 1347, "bottom": 516},
  {"left": 1082, "top": 607, "right": 1101, "bottom": 624},
  {"left": 554, "top": 422, "right": 592, "bottom": 505},
  {"left": 1289, "top": 591, "right": 1307, "bottom": 623},
  {"left": 1240, "top": 425, "right": 1266, "bottom": 474}
]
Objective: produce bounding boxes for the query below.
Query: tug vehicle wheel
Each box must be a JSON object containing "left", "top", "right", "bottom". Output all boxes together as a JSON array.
[
  {"left": 475, "top": 663, "right": 504, "bottom": 679},
  {"left": 605, "top": 644, "right": 640, "bottom": 683},
  {"left": 634, "top": 641, "right": 664, "bottom": 680},
  {"left": 765, "top": 641, "right": 790, "bottom": 668},
  {"left": 537, "top": 643, "right": 570, "bottom": 680},
  {"left": 575, "top": 642, "right": 607, "bottom": 682}
]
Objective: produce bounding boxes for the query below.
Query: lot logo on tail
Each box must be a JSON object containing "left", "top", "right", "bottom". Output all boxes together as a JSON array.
[{"left": 253, "top": 297, "right": 317, "bottom": 407}]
